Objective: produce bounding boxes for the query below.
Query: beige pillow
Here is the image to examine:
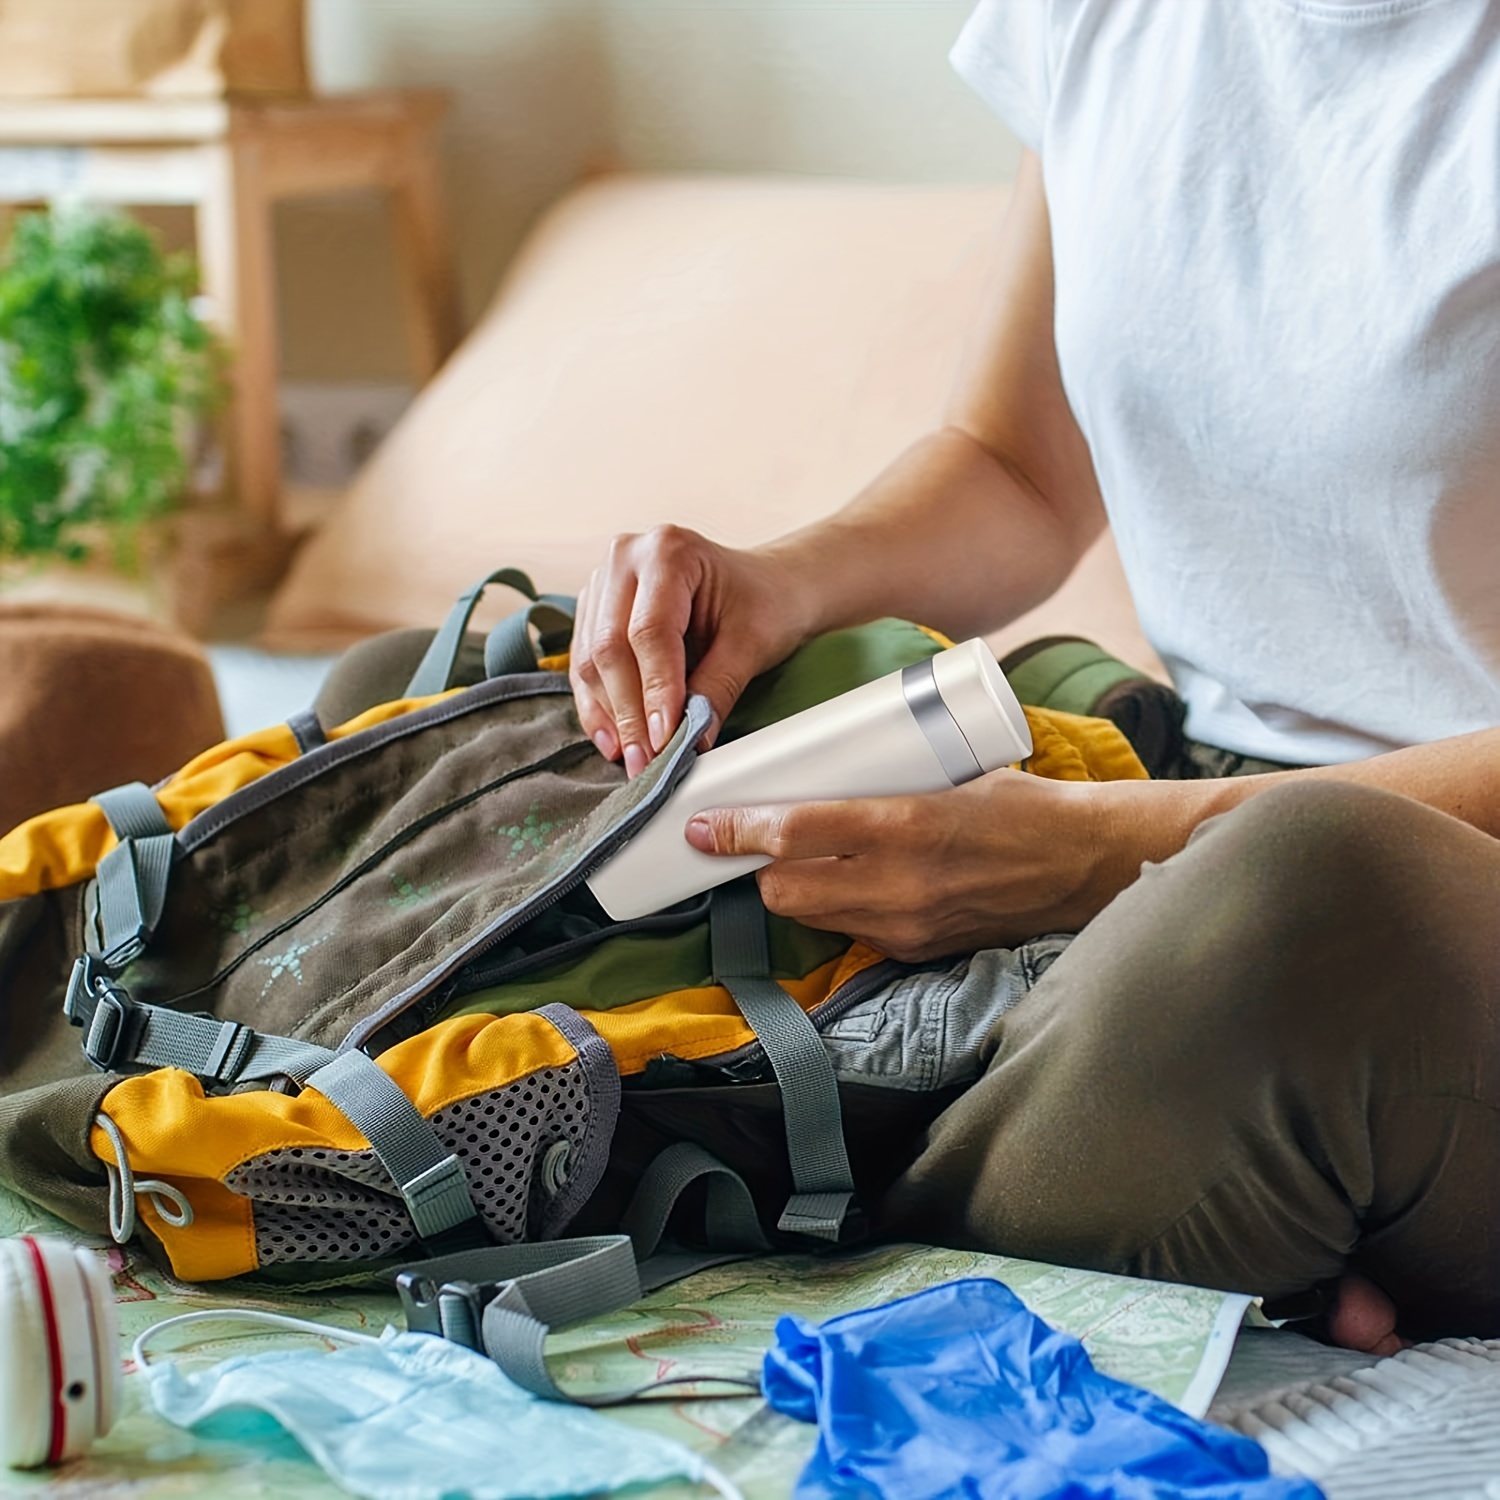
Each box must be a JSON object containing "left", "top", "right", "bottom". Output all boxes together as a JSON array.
[{"left": 264, "top": 173, "right": 1162, "bottom": 679}]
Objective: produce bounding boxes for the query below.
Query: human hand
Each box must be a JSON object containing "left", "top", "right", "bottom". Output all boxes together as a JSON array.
[
  {"left": 569, "top": 525, "right": 819, "bottom": 777},
  {"left": 684, "top": 772, "right": 1166, "bottom": 959}
]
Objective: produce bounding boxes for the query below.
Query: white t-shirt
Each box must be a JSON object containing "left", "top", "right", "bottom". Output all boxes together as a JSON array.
[{"left": 954, "top": 0, "right": 1500, "bottom": 765}]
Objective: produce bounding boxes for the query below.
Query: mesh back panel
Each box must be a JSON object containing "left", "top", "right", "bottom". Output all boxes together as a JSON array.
[{"left": 227, "top": 1061, "right": 593, "bottom": 1266}]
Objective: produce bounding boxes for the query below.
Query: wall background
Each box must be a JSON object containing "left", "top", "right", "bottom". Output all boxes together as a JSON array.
[{"left": 286, "top": 0, "right": 1022, "bottom": 381}]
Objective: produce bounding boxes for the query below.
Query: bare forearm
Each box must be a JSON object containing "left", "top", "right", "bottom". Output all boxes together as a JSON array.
[
  {"left": 1292, "top": 730, "right": 1500, "bottom": 835},
  {"left": 758, "top": 423, "right": 1102, "bottom": 643},
  {"left": 1101, "top": 728, "right": 1500, "bottom": 896}
]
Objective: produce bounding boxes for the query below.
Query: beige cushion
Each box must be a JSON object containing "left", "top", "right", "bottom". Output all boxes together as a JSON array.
[{"left": 265, "top": 173, "right": 1162, "bottom": 679}]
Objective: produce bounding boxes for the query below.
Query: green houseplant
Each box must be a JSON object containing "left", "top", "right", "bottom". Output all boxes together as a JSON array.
[{"left": 0, "top": 207, "right": 223, "bottom": 569}]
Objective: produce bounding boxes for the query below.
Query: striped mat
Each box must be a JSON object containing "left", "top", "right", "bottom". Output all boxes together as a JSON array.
[{"left": 1222, "top": 1339, "right": 1500, "bottom": 1499}]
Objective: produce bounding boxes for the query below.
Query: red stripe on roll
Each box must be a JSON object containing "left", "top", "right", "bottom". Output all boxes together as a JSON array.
[{"left": 20, "top": 1237, "right": 68, "bottom": 1466}]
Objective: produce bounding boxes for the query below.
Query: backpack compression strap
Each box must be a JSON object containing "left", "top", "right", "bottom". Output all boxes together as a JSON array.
[
  {"left": 64, "top": 959, "right": 337, "bottom": 1087},
  {"left": 304, "top": 1050, "right": 490, "bottom": 1255},
  {"left": 86, "top": 783, "right": 176, "bottom": 968},
  {"left": 396, "top": 1142, "right": 769, "bottom": 1406},
  {"left": 66, "top": 970, "right": 490, "bottom": 1257},
  {"left": 711, "top": 878, "right": 858, "bottom": 1243}
]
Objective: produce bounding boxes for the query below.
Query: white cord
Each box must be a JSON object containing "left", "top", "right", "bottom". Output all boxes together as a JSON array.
[
  {"left": 95, "top": 1111, "right": 195, "bottom": 1244},
  {"left": 132, "top": 1308, "right": 381, "bottom": 1374},
  {"left": 698, "top": 1462, "right": 746, "bottom": 1500}
]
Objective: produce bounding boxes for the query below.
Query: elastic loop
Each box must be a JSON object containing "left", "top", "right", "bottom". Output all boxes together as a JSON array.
[
  {"left": 132, "top": 1309, "right": 379, "bottom": 1375},
  {"left": 96, "top": 1111, "right": 195, "bottom": 1244}
]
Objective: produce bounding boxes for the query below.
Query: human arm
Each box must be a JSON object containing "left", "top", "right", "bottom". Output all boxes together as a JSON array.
[
  {"left": 685, "top": 725, "right": 1500, "bottom": 960},
  {"left": 569, "top": 151, "right": 1105, "bottom": 774}
]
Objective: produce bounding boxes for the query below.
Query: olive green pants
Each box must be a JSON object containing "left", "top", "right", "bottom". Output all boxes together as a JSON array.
[{"left": 876, "top": 780, "right": 1500, "bottom": 1339}]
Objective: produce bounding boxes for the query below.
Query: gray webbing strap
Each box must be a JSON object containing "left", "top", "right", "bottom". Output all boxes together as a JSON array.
[
  {"left": 620, "top": 1140, "right": 769, "bottom": 1262},
  {"left": 93, "top": 782, "right": 172, "bottom": 840},
  {"left": 399, "top": 1235, "right": 757, "bottom": 1405},
  {"left": 395, "top": 1169, "right": 765, "bottom": 1406},
  {"left": 286, "top": 706, "right": 327, "bottom": 754},
  {"left": 405, "top": 568, "right": 558, "bottom": 697},
  {"left": 403, "top": 1237, "right": 642, "bottom": 1350},
  {"left": 479, "top": 1290, "right": 757, "bottom": 1406},
  {"left": 476, "top": 1239, "right": 642, "bottom": 1405},
  {"left": 483, "top": 599, "right": 576, "bottom": 679},
  {"left": 306, "top": 1050, "right": 485, "bottom": 1250},
  {"left": 63, "top": 960, "right": 336, "bottom": 1085},
  {"left": 88, "top": 783, "right": 176, "bottom": 968},
  {"left": 711, "top": 880, "right": 855, "bottom": 1241},
  {"left": 126, "top": 1006, "right": 333, "bottom": 1084}
]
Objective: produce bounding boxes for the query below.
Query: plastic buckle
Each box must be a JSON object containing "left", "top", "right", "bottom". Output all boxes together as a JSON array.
[
  {"left": 395, "top": 1270, "right": 444, "bottom": 1336},
  {"left": 395, "top": 1272, "right": 490, "bottom": 1352},
  {"left": 84, "top": 846, "right": 149, "bottom": 969},
  {"left": 100, "top": 929, "right": 147, "bottom": 971},
  {"left": 63, "top": 959, "right": 134, "bottom": 1072},
  {"left": 82, "top": 987, "right": 130, "bottom": 1072},
  {"left": 62, "top": 955, "right": 102, "bottom": 1028}
]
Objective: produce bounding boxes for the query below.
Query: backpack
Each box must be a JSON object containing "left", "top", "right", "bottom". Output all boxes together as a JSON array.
[{"left": 0, "top": 570, "right": 1145, "bottom": 1399}]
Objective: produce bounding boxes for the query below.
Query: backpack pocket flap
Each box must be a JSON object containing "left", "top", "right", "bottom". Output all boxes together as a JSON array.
[{"left": 100, "top": 685, "right": 709, "bottom": 1061}]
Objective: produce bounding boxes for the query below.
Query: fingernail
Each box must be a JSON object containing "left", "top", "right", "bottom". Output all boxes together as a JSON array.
[
  {"left": 648, "top": 711, "right": 666, "bottom": 753},
  {"left": 685, "top": 816, "right": 714, "bottom": 852},
  {"left": 624, "top": 743, "right": 648, "bottom": 779},
  {"left": 697, "top": 713, "right": 721, "bottom": 752},
  {"left": 593, "top": 729, "right": 617, "bottom": 760}
]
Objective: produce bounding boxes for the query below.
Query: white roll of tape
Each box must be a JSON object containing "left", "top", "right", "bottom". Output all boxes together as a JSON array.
[{"left": 0, "top": 1237, "right": 120, "bottom": 1468}]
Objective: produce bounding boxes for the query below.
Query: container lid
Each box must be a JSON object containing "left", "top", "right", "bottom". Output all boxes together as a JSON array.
[{"left": 931, "top": 639, "right": 1033, "bottom": 771}]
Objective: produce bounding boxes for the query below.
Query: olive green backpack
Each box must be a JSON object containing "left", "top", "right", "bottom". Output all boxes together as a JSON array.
[{"left": 0, "top": 569, "right": 1141, "bottom": 1401}]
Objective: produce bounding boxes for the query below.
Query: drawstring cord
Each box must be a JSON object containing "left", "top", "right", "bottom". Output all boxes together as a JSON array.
[{"left": 95, "top": 1111, "right": 195, "bottom": 1244}]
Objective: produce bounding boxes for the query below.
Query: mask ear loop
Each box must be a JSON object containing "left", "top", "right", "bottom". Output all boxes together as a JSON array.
[
  {"left": 132, "top": 1308, "right": 382, "bottom": 1375},
  {"left": 694, "top": 1461, "right": 746, "bottom": 1500},
  {"left": 129, "top": 1311, "right": 748, "bottom": 1500},
  {"left": 94, "top": 1112, "right": 195, "bottom": 1245}
]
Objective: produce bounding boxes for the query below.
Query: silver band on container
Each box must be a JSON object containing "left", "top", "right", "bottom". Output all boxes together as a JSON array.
[{"left": 900, "top": 659, "right": 984, "bottom": 785}]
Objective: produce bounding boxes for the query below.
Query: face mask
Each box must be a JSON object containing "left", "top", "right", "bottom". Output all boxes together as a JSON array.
[{"left": 136, "top": 1311, "right": 742, "bottom": 1500}]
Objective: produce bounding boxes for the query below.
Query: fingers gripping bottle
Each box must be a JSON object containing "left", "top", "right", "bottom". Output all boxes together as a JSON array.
[{"left": 587, "top": 638, "right": 1032, "bottom": 920}]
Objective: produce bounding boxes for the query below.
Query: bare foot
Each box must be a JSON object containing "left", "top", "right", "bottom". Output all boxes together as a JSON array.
[{"left": 1325, "top": 1271, "right": 1411, "bottom": 1357}]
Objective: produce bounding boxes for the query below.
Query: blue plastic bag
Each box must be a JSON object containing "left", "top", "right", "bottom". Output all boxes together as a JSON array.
[{"left": 762, "top": 1277, "right": 1323, "bottom": 1500}]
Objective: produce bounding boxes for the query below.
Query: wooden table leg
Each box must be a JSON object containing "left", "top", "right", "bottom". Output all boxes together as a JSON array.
[
  {"left": 195, "top": 134, "right": 283, "bottom": 531},
  {"left": 388, "top": 121, "right": 463, "bottom": 382},
  {"left": 179, "top": 134, "right": 298, "bottom": 633}
]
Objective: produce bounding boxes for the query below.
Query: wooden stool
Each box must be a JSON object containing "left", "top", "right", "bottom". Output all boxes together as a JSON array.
[{"left": 0, "top": 90, "right": 461, "bottom": 541}]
